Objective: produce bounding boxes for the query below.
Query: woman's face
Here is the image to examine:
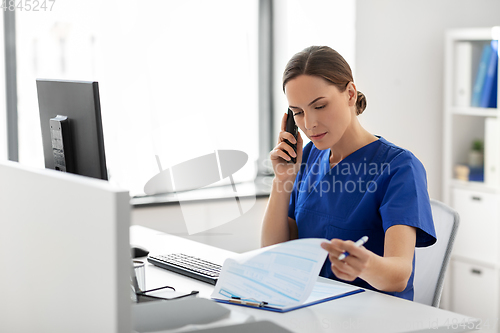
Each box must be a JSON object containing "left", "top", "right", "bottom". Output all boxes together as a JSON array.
[{"left": 284, "top": 74, "right": 356, "bottom": 151}]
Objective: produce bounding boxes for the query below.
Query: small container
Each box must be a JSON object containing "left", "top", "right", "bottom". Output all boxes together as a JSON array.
[{"left": 133, "top": 260, "right": 146, "bottom": 292}]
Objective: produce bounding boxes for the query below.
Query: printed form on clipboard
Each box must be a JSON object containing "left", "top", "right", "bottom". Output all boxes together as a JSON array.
[{"left": 210, "top": 238, "right": 364, "bottom": 312}]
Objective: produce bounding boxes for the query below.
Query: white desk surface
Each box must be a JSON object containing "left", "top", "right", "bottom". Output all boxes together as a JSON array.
[{"left": 130, "top": 225, "right": 479, "bottom": 333}]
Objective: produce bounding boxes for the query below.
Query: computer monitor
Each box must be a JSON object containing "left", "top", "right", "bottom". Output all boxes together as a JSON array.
[{"left": 36, "top": 79, "right": 108, "bottom": 180}]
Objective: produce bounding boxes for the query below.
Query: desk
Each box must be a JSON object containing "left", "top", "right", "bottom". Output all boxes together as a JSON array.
[{"left": 131, "top": 225, "right": 479, "bottom": 333}]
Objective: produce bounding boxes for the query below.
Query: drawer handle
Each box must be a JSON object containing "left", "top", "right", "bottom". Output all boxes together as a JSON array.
[
  {"left": 471, "top": 269, "right": 482, "bottom": 275},
  {"left": 471, "top": 196, "right": 482, "bottom": 201}
]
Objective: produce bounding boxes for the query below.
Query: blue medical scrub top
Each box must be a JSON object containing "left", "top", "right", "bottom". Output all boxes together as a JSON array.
[{"left": 288, "top": 136, "right": 436, "bottom": 300}]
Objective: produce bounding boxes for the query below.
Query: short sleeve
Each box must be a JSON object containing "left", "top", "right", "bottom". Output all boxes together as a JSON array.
[{"left": 379, "top": 151, "right": 437, "bottom": 247}]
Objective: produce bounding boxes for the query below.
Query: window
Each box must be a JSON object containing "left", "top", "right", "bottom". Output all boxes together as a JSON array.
[
  {"left": 16, "top": 0, "right": 258, "bottom": 196},
  {"left": 0, "top": 12, "right": 7, "bottom": 160},
  {"left": 272, "top": 0, "right": 356, "bottom": 145},
  {"left": 13, "top": 0, "right": 354, "bottom": 197}
]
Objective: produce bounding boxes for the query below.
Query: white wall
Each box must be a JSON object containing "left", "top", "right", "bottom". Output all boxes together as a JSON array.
[{"left": 355, "top": 0, "right": 500, "bottom": 200}]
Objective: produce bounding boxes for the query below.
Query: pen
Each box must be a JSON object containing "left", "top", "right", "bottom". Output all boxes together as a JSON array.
[
  {"left": 338, "top": 236, "right": 369, "bottom": 260},
  {"left": 229, "top": 297, "right": 268, "bottom": 307}
]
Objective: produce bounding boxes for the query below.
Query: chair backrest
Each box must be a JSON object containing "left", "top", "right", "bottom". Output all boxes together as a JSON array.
[{"left": 414, "top": 199, "right": 460, "bottom": 307}]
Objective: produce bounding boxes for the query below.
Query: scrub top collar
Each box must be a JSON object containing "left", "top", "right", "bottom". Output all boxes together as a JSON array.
[{"left": 321, "top": 135, "right": 382, "bottom": 174}]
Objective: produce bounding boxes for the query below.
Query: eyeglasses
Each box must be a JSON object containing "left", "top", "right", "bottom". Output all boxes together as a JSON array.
[{"left": 133, "top": 284, "right": 199, "bottom": 303}]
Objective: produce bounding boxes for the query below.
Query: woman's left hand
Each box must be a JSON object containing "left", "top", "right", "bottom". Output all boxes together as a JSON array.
[{"left": 320, "top": 239, "right": 373, "bottom": 282}]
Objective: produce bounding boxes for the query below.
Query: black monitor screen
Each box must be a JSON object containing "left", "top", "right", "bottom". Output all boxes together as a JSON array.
[{"left": 36, "top": 79, "right": 108, "bottom": 180}]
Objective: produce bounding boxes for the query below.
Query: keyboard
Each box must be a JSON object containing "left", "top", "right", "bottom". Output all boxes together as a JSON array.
[{"left": 147, "top": 253, "right": 222, "bottom": 285}]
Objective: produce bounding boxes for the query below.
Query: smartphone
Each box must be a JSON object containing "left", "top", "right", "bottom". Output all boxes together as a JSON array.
[{"left": 284, "top": 108, "right": 298, "bottom": 164}]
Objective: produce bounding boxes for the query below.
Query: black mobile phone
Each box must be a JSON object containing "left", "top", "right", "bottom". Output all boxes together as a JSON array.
[{"left": 284, "top": 108, "right": 298, "bottom": 164}]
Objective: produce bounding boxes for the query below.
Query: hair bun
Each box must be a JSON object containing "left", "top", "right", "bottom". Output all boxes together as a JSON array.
[{"left": 356, "top": 91, "right": 367, "bottom": 115}]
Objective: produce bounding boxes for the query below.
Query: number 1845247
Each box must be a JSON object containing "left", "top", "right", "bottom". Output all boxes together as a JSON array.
[{"left": 2, "top": 0, "right": 56, "bottom": 11}]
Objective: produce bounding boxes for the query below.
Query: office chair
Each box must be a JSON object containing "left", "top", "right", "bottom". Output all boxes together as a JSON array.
[{"left": 413, "top": 199, "right": 460, "bottom": 307}]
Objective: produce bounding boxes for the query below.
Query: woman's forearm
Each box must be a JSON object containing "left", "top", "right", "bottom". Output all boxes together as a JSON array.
[
  {"left": 360, "top": 255, "right": 413, "bottom": 292},
  {"left": 261, "top": 179, "right": 294, "bottom": 247},
  {"left": 323, "top": 225, "right": 416, "bottom": 293}
]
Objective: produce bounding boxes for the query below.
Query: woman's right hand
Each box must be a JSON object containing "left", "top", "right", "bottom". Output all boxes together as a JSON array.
[{"left": 270, "top": 112, "right": 304, "bottom": 184}]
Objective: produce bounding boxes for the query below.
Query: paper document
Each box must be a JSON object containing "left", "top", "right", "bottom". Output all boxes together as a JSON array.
[{"left": 210, "top": 238, "right": 363, "bottom": 311}]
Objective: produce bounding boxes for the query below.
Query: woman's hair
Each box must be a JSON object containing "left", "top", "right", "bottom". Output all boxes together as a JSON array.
[{"left": 282, "top": 46, "right": 367, "bottom": 115}]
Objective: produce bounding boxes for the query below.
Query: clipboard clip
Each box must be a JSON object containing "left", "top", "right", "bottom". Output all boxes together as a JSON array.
[{"left": 229, "top": 296, "right": 268, "bottom": 308}]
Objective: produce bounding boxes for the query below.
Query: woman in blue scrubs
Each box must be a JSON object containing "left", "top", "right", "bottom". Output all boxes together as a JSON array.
[{"left": 261, "top": 46, "right": 436, "bottom": 301}]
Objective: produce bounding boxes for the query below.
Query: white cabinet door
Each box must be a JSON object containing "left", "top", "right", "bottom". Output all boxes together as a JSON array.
[
  {"left": 450, "top": 259, "right": 499, "bottom": 332},
  {"left": 452, "top": 188, "right": 500, "bottom": 264}
]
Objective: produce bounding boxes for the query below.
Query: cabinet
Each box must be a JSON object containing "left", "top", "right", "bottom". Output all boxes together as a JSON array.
[{"left": 443, "top": 28, "right": 500, "bottom": 332}]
